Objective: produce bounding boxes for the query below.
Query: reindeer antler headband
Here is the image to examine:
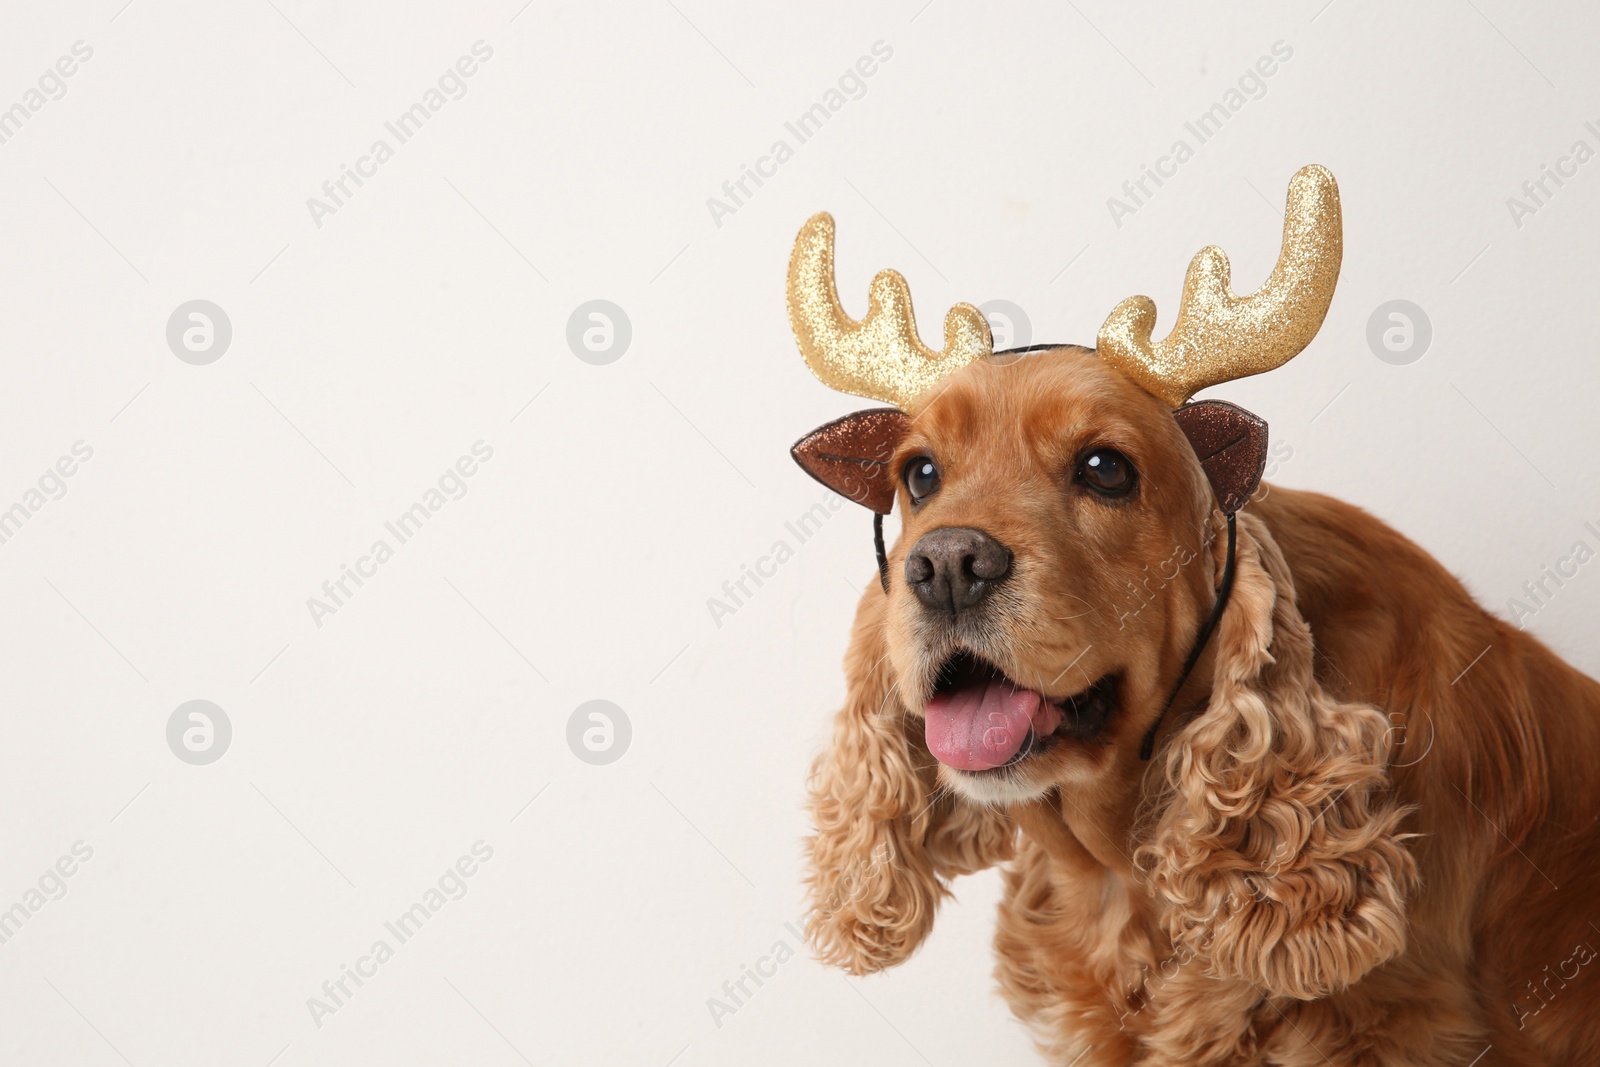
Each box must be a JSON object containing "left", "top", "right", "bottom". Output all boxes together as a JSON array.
[
  {"left": 788, "top": 164, "right": 1340, "bottom": 411},
  {"left": 789, "top": 164, "right": 1340, "bottom": 519}
]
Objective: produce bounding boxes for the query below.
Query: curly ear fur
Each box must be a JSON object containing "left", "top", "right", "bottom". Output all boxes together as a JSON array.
[
  {"left": 806, "top": 591, "right": 1015, "bottom": 975},
  {"left": 1138, "top": 513, "right": 1420, "bottom": 1000}
]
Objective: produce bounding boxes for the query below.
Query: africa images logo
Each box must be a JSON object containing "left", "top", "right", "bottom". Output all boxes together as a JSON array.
[
  {"left": 305, "top": 41, "right": 495, "bottom": 229},
  {"left": 704, "top": 41, "right": 894, "bottom": 228}
]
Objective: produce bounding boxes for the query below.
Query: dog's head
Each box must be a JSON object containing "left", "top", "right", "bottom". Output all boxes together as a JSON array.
[
  {"left": 797, "top": 169, "right": 1418, "bottom": 1000},
  {"left": 805, "top": 345, "right": 1227, "bottom": 806}
]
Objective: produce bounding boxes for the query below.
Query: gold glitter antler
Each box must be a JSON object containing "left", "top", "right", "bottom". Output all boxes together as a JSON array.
[
  {"left": 787, "top": 212, "right": 993, "bottom": 408},
  {"left": 1097, "top": 164, "right": 1343, "bottom": 408}
]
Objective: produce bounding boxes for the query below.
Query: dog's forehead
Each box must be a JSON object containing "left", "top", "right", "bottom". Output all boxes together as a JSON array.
[{"left": 909, "top": 346, "right": 1156, "bottom": 449}]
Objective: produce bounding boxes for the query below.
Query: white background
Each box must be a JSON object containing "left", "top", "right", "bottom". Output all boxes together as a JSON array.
[{"left": 0, "top": 1, "right": 1596, "bottom": 1064}]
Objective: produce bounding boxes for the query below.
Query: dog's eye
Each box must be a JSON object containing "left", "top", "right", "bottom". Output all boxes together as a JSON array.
[
  {"left": 903, "top": 456, "right": 942, "bottom": 504},
  {"left": 1079, "top": 448, "right": 1135, "bottom": 496}
]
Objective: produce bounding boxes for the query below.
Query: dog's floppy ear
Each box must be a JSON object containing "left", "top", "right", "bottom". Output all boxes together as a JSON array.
[
  {"left": 792, "top": 408, "right": 910, "bottom": 514},
  {"left": 1137, "top": 514, "right": 1418, "bottom": 1000},
  {"left": 1172, "top": 400, "right": 1267, "bottom": 515},
  {"left": 806, "top": 593, "right": 1014, "bottom": 974}
]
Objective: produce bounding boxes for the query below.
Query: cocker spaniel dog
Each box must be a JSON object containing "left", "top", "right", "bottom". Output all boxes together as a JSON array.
[{"left": 789, "top": 168, "right": 1600, "bottom": 1065}]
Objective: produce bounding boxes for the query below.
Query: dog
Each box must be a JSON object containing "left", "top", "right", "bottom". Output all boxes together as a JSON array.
[{"left": 791, "top": 171, "right": 1600, "bottom": 1065}]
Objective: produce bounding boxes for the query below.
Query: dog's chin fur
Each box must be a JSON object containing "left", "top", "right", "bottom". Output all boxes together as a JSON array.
[
  {"left": 937, "top": 763, "right": 1060, "bottom": 805},
  {"left": 803, "top": 347, "right": 1600, "bottom": 1064}
]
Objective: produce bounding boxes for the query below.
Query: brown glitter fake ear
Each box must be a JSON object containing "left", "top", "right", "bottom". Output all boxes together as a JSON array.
[
  {"left": 1172, "top": 400, "right": 1267, "bottom": 516},
  {"left": 790, "top": 408, "right": 911, "bottom": 515}
]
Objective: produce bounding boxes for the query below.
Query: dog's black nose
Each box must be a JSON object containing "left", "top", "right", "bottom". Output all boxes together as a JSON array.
[{"left": 905, "top": 527, "right": 1013, "bottom": 613}]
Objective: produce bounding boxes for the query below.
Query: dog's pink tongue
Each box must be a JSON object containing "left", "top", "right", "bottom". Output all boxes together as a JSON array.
[{"left": 924, "top": 678, "right": 1059, "bottom": 771}]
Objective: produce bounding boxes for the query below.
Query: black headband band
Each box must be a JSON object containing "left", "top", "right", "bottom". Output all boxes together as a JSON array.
[{"left": 1138, "top": 511, "right": 1238, "bottom": 760}]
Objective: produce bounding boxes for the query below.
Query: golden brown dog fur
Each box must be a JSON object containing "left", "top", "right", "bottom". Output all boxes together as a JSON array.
[{"left": 804, "top": 346, "right": 1600, "bottom": 1065}]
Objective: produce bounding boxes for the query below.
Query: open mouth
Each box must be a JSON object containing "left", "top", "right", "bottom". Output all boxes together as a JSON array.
[{"left": 923, "top": 651, "right": 1118, "bottom": 773}]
